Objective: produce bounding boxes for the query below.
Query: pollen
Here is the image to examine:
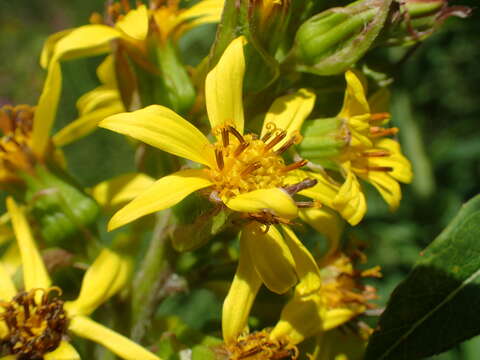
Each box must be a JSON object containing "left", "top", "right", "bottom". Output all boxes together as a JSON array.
[
  {"left": 225, "top": 331, "right": 298, "bottom": 360},
  {"left": 0, "top": 287, "right": 68, "bottom": 359},
  {"left": 208, "top": 124, "right": 306, "bottom": 199}
]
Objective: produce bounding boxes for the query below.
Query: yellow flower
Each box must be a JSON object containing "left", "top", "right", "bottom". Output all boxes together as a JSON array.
[
  {"left": 99, "top": 36, "right": 362, "bottom": 231},
  {"left": 100, "top": 37, "right": 364, "bottom": 341},
  {"left": 0, "top": 197, "right": 159, "bottom": 360},
  {"left": 270, "top": 249, "right": 380, "bottom": 345},
  {"left": 221, "top": 225, "right": 322, "bottom": 343},
  {"left": 38, "top": 0, "right": 225, "bottom": 150},
  {"left": 0, "top": 104, "right": 66, "bottom": 184},
  {"left": 334, "top": 70, "right": 413, "bottom": 213}
]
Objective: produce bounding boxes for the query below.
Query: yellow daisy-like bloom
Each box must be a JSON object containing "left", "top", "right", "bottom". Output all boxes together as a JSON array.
[
  {"left": 99, "top": 36, "right": 362, "bottom": 232},
  {"left": 100, "top": 37, "right": 364, "bottom": 335},
  {"left": 38, "top": 0, "right": 225, "bottom": 149},
  {"left": 0, "top": 198, "right": 159, "bottom": 360},
  {"left": 334, "top": 70, "right": 413, "bottom": 212},
  {"left": 0, "top": 105, "right": 37, "bottom": 183},
  {"left": 0, "top": 104, "right": 67, "bottom": 184},
  {"left": 270, "top": 248, "right": 380, "bottom": 346}
]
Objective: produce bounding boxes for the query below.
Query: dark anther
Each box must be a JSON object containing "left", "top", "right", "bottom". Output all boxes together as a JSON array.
[
  {"left": 215, "top": 149, "right": 224, "bottom": 170},
  {"left": 234, "top": 142, "right": 250, "bottom": 156},
  {"left": 264, "top": 131, "right": 287, "bottom": 151},
  {"left": 241, "top": 162, "right": 261, "bottom": 176},
  {"left": 221, "top": 127, "right": 229, "bottom": 147},
  {"left": 283, "top": 178, "right": 318, "bottom": 195},
  {"left": 227, "top": 125, "right": 245, "bottom": 144}
]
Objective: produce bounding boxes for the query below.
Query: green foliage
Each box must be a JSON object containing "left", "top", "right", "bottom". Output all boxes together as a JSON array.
[{"left": 366, "top": 195, "right": 480, "bottom": 359}]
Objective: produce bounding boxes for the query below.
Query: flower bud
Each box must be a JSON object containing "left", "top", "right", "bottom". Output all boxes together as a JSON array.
[
  {"left": 298, "top": 117, "right": 347, "bottom": 165},
  {"left": 379, "top": 0, "right": 472, "bottom": 46},
  {"left": 292, "top": 0, "right": 392, "bottom": 75},
  {"left": 22, "top": 165, "right": 100, "bottom": 247},
  {"left": 132, "top": 38, "right": 196, "bottom": 115}
]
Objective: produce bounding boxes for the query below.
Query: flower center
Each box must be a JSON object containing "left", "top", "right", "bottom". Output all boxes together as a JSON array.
[
  {"left": 226, "top": 331, "right": 298, "bottom": 360},
  {"left": 208, "top": 125, "right": 307, "bottom": 200},
  {"left": 0, "top": 287, "right": 68, "bottom": 359},
  {"left": 0, "top": 105, "right": 35, "bottom": 178},
  {"left": 320, "top": 253, "right": 380, "bottom": 313}
]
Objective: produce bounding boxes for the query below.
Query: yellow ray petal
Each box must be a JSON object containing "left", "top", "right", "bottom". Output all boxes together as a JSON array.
[
  {"left": 299, "top": 207, "right": 344, "bottom": 259},
  {"left": 332, "top": 167, "right": 367, "bottom": 226},
  {"left": 90, "top": 173, "right": 156, "bottom": 210},
  {"left": 176, "top": 0, "right": 225, "bottom": 36},
  {"left": 365, "top": 171, "right": 401, "bottom": 211},
  {"left": 6, "top": 198, "right": 51, "bottom": 291},
  {"left": 222, "top": 238, "right": 262, "bottom": 343},
  {"left": 65, "top": 248, "right": 130, "bottom": 316},
  {"left": 339, "top": 70, "right": 370, "bottom": 119},
  {"left": 205, "top": 36, "right": 246, "bottom": 134},
  {"left": 53, "top": 99, "right": 124, "bottom": 147},
  {"left": 32, "top": 61, "right": 61, "bottom": 158},
  {"left": 0, "top": 263, "right": 17, "bottom": 302},
  {"left": 0, "top": 356, "right": 17, "bottom": 360},
  {"left": 76, "top": 85, "right": 122, "bottom": 116},
  {"left": 280, "top": 225, "right": 321, "bottom": 295},
  {"left": 44, "top": 341, "right": 80, "bottom": 360},
  {"left": 373, "top": 138, "right": 413, "bottom": 183},
  {"left": 50, "top": 25, "right": 121, "bottom": 62},
  {"left": 270, "top": 294, "right": 324, "bottom": 345},
  {"left": 224, "top": 188, "right": 297, "bottom": 220},
  {"left": 261, "top": 89, "right": 315, "bottom": 149},
  {"left": 108, "top": 169, "right": 213, "bottom": 230},
  {"left": 242, "top": 223, "right": 297, "bottom": 294},
  {"left": 323, "top": 308, "right": 357, "bottom": 331},
  {"left": 40, "top": 29, "right": 74, "bottom": 68},
  {"left": 68, "top": 316, "right": 160, "bottom": 360},
  {"left": 115, "top": 5, "right": 149, "bottom": 41},
  {"left": 33, "top": 25, "right": 122, "bottom": 158},
  {"left": 99, "top": 105, "right": 215, "bottom": 168},
  {"left": 179, "top": 0, "right": 225, "bottom": 23},
  {"left": 96, "top": 55, "right": 117, "bottom": 88}
]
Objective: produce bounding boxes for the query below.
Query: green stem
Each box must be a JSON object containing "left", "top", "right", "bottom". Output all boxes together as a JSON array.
[{"left": 130, "top": 210, "right": 173, "bottom": 342}]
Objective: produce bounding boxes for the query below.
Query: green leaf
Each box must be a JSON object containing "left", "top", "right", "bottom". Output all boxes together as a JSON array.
[
  {"left": 208, "top": 0, "right": 279, "bottom": 93},
  {"left": 365, "top": 194, "right": 480, "bottom": 360}
]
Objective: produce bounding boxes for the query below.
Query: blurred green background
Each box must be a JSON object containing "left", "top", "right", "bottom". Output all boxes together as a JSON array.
[{"left": 0, "top": 1, "right": 479, "bottom": 359}]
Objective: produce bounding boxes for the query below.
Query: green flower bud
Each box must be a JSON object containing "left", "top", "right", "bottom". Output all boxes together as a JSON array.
[
  {"left": 379, "top": 0, "right": 472, "bottom": 46},
  {"left": 298, "top": 117, "right": 347, "bottom": 166},
  {"left": 292, "top": 0, "right": 392, "bottom": 75},
  {"left": 132, "top": 38, "right": 196, "bottom": 116},
  {"left": 22, "top": 165, "right": 100, "bottom": 247}
]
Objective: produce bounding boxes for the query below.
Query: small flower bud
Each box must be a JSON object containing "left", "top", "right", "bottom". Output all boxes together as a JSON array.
[
  {"left": 23, "top": 165, "right": 100, "bottom": 247},
  {"left": 298, "top": 117, "right": 348, "bottom": 164},
  {"left": 292, "top": 0, "right": 392, "bottom": 75}
]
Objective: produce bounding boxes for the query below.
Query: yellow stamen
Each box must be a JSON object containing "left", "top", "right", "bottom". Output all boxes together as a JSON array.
[
  {"left": 208, "top": 126, "right": 309, "bottom": 200},
  {"left": 370, "top": 126, "right": 399, "bottom": 138}
]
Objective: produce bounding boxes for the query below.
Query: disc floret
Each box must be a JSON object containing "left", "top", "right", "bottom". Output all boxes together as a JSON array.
[
  {"left": 208, "top": 124, "right": 306, "bottom": 200},
  {"left": 0, "top": 287, "right": 68, "bottom": 359}
]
